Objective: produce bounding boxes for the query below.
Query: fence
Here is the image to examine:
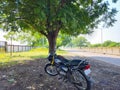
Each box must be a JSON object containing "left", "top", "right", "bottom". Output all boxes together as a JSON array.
[
  {"left": 0, "top": 41, "right": 34, "bottom": 53},
  {"left": 78, "top": 47, "right": 120, "bottom": 56}
]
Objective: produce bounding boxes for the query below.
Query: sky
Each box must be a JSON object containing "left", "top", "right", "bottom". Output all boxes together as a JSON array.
[
  {"left": 0, "top": 30, "right": 22, "bottom": 45},
  {"left": 0, "top": 0, "right": 120, "bottom": 45},
  {"left": 0, "top": 30, "right": 6, "bottom": 41},
  {"left": 84, "top": 0, "right": 120, "bottom": 44}
]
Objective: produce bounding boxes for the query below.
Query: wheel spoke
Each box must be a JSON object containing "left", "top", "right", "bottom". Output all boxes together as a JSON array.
[
  {"left": 45, "top": 64, "right": 58, "bottom": 76},
  {"left": 71, "top": 70, "right": 88, "bottom": 90}
]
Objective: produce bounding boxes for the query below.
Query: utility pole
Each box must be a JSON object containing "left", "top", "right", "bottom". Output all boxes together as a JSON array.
[
  {"left": 100, "top": 28, "right": 103, "bottom": 53},
  {"left": 101, "top": 28, "right": 103, "bottom": 46},
  {"left": 10, "top": 36, "right": 13, "bottom": 56}
]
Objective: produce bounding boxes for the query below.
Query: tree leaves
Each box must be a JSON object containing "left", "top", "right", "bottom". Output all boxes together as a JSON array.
[{"left": 0, "top": 0, "right": 118, "bottom": 40}]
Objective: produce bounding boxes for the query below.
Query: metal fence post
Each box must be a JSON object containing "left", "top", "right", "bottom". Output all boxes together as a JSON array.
[
  {"left": 5, "top": 42, "right": 7, "bottom": 52},
  {"left": 0, "top": 41, "right": 35, "bottom": 53}
]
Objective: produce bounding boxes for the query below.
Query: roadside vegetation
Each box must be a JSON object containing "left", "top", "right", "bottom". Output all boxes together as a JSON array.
[
  {"left": 67, "top": 36, "right": 120, "bottom": 48},
  {"left": 91, "top": 40, "right": 120, "bottom": 47},
  {"left": 0, "top": 48, "right": 67, "bottom": 68}
]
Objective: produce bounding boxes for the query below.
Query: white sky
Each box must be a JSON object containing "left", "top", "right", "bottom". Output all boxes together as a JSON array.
[
  {"left": 0, "top": 0, "right": 120, "bottom": 44},
  {"left": 0, "top": 30, "right": 23, "bottom": 45},
  {"left": 0, "top": 30, "right": 6, "bottom": 41},
  {"left": 85, "top": 0, "right": 120, "bottom": 44}
]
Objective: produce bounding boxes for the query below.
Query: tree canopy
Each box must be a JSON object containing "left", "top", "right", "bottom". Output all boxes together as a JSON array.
[
  {"left": 57, "top": 33, "right": 72, "bottom": 48},
  {"left": 72, "top": 36, "right": 90, "bottom": 48},
  {"left": 0, "top": 0, "right": 118, "bottom": 54},
  {"left": 102, "top": 40, "right": 120, "bottom": 47}
]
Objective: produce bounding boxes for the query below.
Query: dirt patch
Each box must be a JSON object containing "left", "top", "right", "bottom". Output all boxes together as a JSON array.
[{"left": 0, "top": 56, "right": 120, "bottom": 90}]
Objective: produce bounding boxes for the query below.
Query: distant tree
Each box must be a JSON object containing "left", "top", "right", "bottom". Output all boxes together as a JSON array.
[
  {"left": 103, "top": 40, "right": 115, "bottom": 47},
  {"left": 102, "top": 40, "right": 120, "bottom": 47},
  {"left": 72, "top": 36, "right": 90, "bottom": 48},
  {"left": 57, "top": 33, "right": 72, "bottom": 49},
  {"left": 90, "top": 43, "right": 101, "bottom": 47},
  {"left": 4, "top": 31, "right": 48, "bottom": 46},
  {"left": 66, "top": 41, "right": 74, "bottom": 48},
  {"left": 0, "top": 0, "right": 118, "bottom": 54},
  {"left": 116, "top": 42, "right": 120, "bottom": 47},
  {"left": 108, "top": 42, "right": 117, "bottom": 47},
  {"left": 3, "top": 31, "right": 17, "bottom": 41},
  {"left": 90, "top": 40, "right": 120, "bottom": 47}
]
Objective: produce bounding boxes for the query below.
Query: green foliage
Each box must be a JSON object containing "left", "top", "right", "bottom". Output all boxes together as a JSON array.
[
  {"left": 3, "top": 31, "right": 16, "bottom": 40},
  {"left": 90, "top": 43, "right": 102, "bottom": 47},
  {"left": 4, "top": 30, "right": 71, "bottom": 48},
  {"left": 0, "top": 0, "right": 117, "bottom": 35},
  {"left": 71, "top": 36, "right": 90, "bottom": 48},
  {"left": 90, "top": 40, "right": 120, "bottom": 47},
  {"left": 68, "top": 38, "right": 120, "bottom": 48},
  {"left": 4, "top": 30, "right": 48, "bottom": 47},
  {"left": 57, "top": 33, "right": 72, "bottom": 48},
  {"left": 102, "top": 40, "right": 119, "bottom": 47},
  {"left": 0, "top": 48, "right": 67, "bottom": 67},
  {"left": 0, "top": 0, "right": 118, "bottom": 53}
]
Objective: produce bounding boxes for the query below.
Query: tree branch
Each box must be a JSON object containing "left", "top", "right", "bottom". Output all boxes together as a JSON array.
[
  {"left": 56, "top": 0, "right": 67, "bottom": 13},
  {"left": 39, "top": 30, "right": 47, "bottom": 37}
]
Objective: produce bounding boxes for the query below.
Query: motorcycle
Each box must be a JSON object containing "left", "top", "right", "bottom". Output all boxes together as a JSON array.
[{"left": 44, "top": 54, "right": 91, "bottom": 90}]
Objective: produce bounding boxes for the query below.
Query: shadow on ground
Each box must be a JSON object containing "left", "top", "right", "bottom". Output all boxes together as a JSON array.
[{"left": 0, "top": 56, "right": 120, "bottom": 90}]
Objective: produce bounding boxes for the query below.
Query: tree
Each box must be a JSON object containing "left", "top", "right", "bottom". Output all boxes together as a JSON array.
[
  {"left": 4, "top": 31, "right": 48, "bottom": 47},
  {"left": 103, "top": 40, "right": 118, "bottom": 47},
  {"left": 90, "top": 40, "right": 120, "bottom": 47},
  {"left": 3, "top": 31, "right": 17, "bottom": 41},
  {"left": 72, "top": 36, "right": 90, "bottom": 48},
  {"left": 0, "top": 0, "right": 118, "bottom": 54},
  {"left": 90, "top": 43, "right": 101, "bottom": 47},
  {"left": 57, "top": 33, "right": 72, "bottom": 49}
]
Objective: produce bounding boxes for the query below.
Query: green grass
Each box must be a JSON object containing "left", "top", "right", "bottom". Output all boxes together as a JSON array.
[{"left": 0, "top": 48, "right": 67, "bottom": 68}]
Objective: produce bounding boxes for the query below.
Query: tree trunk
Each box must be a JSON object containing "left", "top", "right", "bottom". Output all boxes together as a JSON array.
[{"left": 47, "top": 30, "right": 59, "bottom": 55}]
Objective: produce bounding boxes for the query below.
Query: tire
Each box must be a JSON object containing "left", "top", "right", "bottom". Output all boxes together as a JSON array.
[
  {"left": 44, "top": 63, "right": 58, "bottom": 76},
  {"left": 71, "top": 70, "right": 91, "bottom": 90}
]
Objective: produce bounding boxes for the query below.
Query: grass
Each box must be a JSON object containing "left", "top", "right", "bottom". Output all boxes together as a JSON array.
[{"left": 0, "top": 48, "right": 67, "bottom": 68}]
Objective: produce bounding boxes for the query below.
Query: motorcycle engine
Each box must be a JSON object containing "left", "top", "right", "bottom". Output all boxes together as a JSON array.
[
  {"left": 55, "top": 59, "right": 68, "bottom": 76},
  {"left": 58, "top": 65, "right": 68, "bottom": 76}
]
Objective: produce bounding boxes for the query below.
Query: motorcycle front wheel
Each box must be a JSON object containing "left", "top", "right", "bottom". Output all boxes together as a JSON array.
[
  {"left": 71, "top": 70, "right": 91, "bottom": 90},
  {"left": 44, "top": 63, "right": 58, "bottom": 76}
]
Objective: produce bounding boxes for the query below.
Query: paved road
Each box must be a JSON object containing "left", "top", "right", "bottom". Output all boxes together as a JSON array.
[{"left": 64, "top": 48, "right": 120, "bottom": 66}]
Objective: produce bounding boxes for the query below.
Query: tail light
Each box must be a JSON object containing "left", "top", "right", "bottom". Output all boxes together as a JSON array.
[
  {"left": 84, "top": 64, "right": 90, "bottom": 70},
  {"left": 84, "top": 64, "right": 91, "bottom": 76}
]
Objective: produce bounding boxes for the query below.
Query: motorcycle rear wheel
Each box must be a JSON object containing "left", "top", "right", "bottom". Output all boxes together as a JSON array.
[{"left": 71, "top": 70, "right": 91, "bottom": 90}]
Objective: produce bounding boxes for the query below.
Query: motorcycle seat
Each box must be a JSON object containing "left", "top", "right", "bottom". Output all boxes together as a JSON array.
[
  {"left": 56, "top": 55, "right": 83, "bottom": 66},
  {"left": 69, "top": 60, "right": 82, "bottom": 66}
]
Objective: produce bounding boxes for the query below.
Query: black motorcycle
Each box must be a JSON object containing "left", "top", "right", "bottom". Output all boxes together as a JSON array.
[{"left": 44, "top": 54, "right": 91, "bottom": 90}]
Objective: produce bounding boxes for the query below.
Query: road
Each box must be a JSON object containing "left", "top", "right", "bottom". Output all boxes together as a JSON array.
[{"left": 64, "top": 48, "right": 120, "bottom": 66}]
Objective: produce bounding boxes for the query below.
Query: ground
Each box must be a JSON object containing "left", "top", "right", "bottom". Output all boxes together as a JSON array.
[{"left": 0, "top": 56, "right": 120, "bottom": 90}]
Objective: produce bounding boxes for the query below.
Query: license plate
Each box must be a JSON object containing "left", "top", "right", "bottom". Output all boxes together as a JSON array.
[{"left": 84, "top": 69, "right": 91, "bottom": 76}]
